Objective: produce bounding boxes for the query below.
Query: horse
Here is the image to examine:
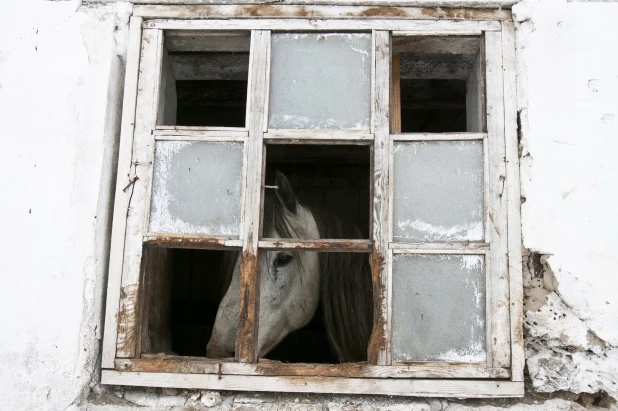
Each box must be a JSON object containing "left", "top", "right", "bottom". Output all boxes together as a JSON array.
[{"left": 206, "top": 171, "right": 373, "bottom": 363}]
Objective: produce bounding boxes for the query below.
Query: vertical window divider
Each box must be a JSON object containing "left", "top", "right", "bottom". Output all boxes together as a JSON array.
[
  {"left": 485, "top": 29, "right": 511, "bottom": 368},
  {"left": 116, "top": 27, "right": 163, "bottom": 360},
  {"left": 102, "top": 15, "right": 144, "bottom": 369},
  {"left": 367, "top": 30, "right": 391, "bottom": 366},
  {"left": 236, "top": 29, "right": 270, "bottom": 363}
]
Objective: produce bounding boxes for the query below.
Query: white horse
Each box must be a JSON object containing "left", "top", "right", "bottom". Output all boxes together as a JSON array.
[{"left": 206, "top": 171, "right": 373, "bottom": 362}]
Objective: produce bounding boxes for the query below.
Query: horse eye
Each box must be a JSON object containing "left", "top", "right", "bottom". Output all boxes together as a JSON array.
[{"left": 275, "top": 253, "right": 293, "bottom": 268}]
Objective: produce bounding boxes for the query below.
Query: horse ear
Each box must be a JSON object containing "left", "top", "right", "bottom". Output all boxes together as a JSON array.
[{"left": 275, "top": 170, "right": 297, "bottom": 214}]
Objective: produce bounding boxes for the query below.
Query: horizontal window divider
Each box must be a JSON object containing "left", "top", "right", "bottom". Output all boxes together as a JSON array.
[
  {"left": 143, "top": 233, "right": 242, "bottom": 250},
  {"left": 103, "top": 370, "right": 523, "bottom": 397},
  {"left": 390, "top": 132, "right": 486, "bottom": 141},
  {"left": 134, "top": 5, "right": 512, "bottom": 22},
  {"left": 389, "top": 242, "right": 489, "bottom": 250},
  {"left": 264, "top": 129, "right": 374, "bottom": 141},
  {"left": 156, "top": 125, "right": 248, "bottom": 132},
  {"left": 116, "top": 356, "right": 510, "bottom": 379},
  {"left": 154, "top": 129, "right": 248, "bottom": 140},
  {"left": 146, "top": 19, "right": 502, "bottom": 34},
  {"left": 154, "top": 135, "right": 247, "bottom": 142},
  {"left": 391, "top": 246, "right": 489, "bottom": 255},
  {"left": 392, "top": 30, "right": 486, "bottom": 36},
  {"left": 259, "top": 238, "right": 372, "bottom": 252}
]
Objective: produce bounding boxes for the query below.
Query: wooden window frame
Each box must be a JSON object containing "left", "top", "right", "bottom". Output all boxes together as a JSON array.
[{"left": 101, "top": 6, "right": 523, "bottom": 398}]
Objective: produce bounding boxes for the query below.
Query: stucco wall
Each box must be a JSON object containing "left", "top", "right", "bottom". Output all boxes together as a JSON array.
[{"left": 0, "top": 0, "right": 616, "bottom": 410}]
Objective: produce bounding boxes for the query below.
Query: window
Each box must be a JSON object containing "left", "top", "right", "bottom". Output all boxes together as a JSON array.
[{"left": 102, "top": 5, "right": 523, "bottom": 398}]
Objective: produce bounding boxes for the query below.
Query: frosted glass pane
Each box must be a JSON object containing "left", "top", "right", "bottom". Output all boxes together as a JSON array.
[
  {"left": 268, "top": 33, "right": 371, "bottom": 130},
  {"left": 393, "top": 141, "right": 484, "bottom": 242},
  {"left": 392, "top": 254, "right": 486, "bottom": 362},
  {"left": 149, "top": 141, "right": 243, "bottom": 237}
]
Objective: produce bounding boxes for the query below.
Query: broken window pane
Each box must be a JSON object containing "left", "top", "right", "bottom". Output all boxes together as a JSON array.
[
  {"left": 391, "top": 253, "right": 486, "bottom": 362},
  {"left": 393, "top": 140, "right": 484, "bottom": 242},
  {"left": 149, "top": 141, "right": 243, "bottom": 237},
  {"left": 268, "top": 33, "right": 371, "bottom": 130}
]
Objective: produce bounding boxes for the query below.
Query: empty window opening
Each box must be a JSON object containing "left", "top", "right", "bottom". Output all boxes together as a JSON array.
[
  {"left": 158, "top": 32, "right": 250, "bottom": 128},
  {"left": 139, "top": 247, "right": 238, "bottom": 357},
  {"left": 391, "top": 36, "right": 484, "bottom": 133}
]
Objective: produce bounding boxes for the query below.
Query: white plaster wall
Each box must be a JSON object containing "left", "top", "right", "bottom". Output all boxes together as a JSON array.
[
  {"left": 513, "top": 0, "right": 618, "bottom": 400},
  {"left": 0, "top": 1, "right": 131, "bottom": 410}
]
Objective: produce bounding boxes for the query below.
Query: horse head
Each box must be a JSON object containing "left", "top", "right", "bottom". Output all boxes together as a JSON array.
[{"left": 206, "top": 171, "right": 321, "bottom": 359}]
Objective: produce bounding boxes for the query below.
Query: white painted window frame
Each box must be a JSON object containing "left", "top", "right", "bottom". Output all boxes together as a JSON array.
[{"left": 101, "top": 7, "right": 523, "bottom": 398}]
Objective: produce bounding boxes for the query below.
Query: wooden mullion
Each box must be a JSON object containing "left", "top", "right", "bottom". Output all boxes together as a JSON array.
[
  {"left": 236, "top": 30, "right": 270, "bottom": 363},
  {"left": 133, "top": 5, "right": 512, "bottom": 21},
  {"left": 391, "top": 132, "right": 486, "bottom": 141},
  {"left": 390, "top": 54, "right": 401, "bottom": 134},
  {"left": 389, "top": 242, "right": 489, "bottom": 250},
  {"left": 264, "top": 129, "right": 373, "bottom": 141},
  {"left": 115, "top": 28, "right": 163, "bottom": 359},
  {"left": 484, "top": 30, "right": 511, "bottom": 368},
  {"left": 101, "top": 16, "right": 143, "bottom": 368},
  {"left": 143, "top": 234, "right": 242, "bottom": 250},
  {"left": 259, "top": 239, "right": 371, "bottom": 252},
  {"left": 367, "top": 30, "right": 391, "bottom": 366},
  {"left": 146, "top": 19, "right": 502, "bottom": 33},
  {"left": 116, "top": 357, "right": 510, "bottom": 379},
  {"left": 501, "top": 21, "right": 524, "bottom": 382}
]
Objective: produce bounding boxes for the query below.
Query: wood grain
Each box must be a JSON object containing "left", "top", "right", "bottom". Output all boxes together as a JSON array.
[
  {"left": 134, "top": 5, "right": 512, "bottom": 21},
  {"left": 102, "top": 370, "right": 524, "bottom": 398},
  {"left": 236, "top": 30, "right": 270, "bottom": 363},
  {"left": 485, "top": 30, "right": 511, "bottom": 368},
  {"left": 501, "top": 21, "right": 524, "bottom": 382},
  {"left": 116, "top": 357, "right": 509, "bottom": 379},
  {"left": 102, "top": 16, "right": 143, "bottom": 369},
  {"left": 147, "top": 19, "right": 502, "bottom": 33},
  {"left": 116, "top": 28, "right": 163, "bottom": 359},
  {"left": 367, "top": 31, "right": 391, "bottom": 366}
]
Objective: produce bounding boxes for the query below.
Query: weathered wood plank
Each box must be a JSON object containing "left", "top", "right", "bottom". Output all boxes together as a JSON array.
[
  {"left": 259, "top": 239, "right": 372, "bottom": 252},
  {"left": 236, "top": 30, "right": 270, "bottom": 363},
  {"left": 466, "top": 39, "right": 485, "bottom": 132},
  {"left": 154, "top": 135, "right": 247, "bottom": 142},
  {"left": 367, "top": 30, "right": 390, "bottom": 366},
  {"left": 116, "top": 357, "right": 509, "bottom": 379},
  {"left": 115, "top": 28, "right": 163, "bottom": 359},
  {"left": 501, "top": 21, "right": 524, "bottom": 382},
  {"left": 147, "top": 19, "right": 502, "bottom": 33},
  {"left": 391, "top": 132, "right": 486, "bottom": 140},
  {"left": 166, "top": 32, "right": 251, "bottom": 53},
  {"left": 135, "top": 5, "right": 512, "bottom": 21},
  {"left": 138, "top": 247, "right": 173, "bottom": 356},
  {"left": 264, "top": 129, "right": 373, "bottom": 141},
  {"left": 393, "top": 35, "right": 480, "bottom": 54},
  {"left": 102, "top": 16, "right": 143, "bottom": 369},
  {"left": 102, "top": 370, "right": 524, "bottom": 398},
  {"left": 389, "top": 242, "right": 489, "bottom": 250},
  {"left": 143, "top": 234, "right": 243, "bottom": 250},
  {"left": 390, "top": 54, "right": 401, "bottom": 134},
  {"left": 392, "top": 249, "right": 488, "bottom": 255},
  {"left": 485, "top": 30, "right": 510, "bottom": 368}
]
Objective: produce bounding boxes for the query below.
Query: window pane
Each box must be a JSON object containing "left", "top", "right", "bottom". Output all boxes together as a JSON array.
[
  {"left": 268, "top": 33, "right": 371, "bottom": 130},
  {"left": 393, "top": 140, "right": 484, "bottom": 242},
  {"left": 392, "top": 254, "right": 486, "bottom": 362},
  {"left": 149, "top": 141, "right": 243, "bottom": 237}
]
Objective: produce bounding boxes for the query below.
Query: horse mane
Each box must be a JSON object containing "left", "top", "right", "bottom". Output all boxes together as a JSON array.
[
  {"left": 265, "top": 189, "right": 373, "bottom": 363},
  {"left": 218, "top": 188, "right": 373, "bottom": 363}
]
